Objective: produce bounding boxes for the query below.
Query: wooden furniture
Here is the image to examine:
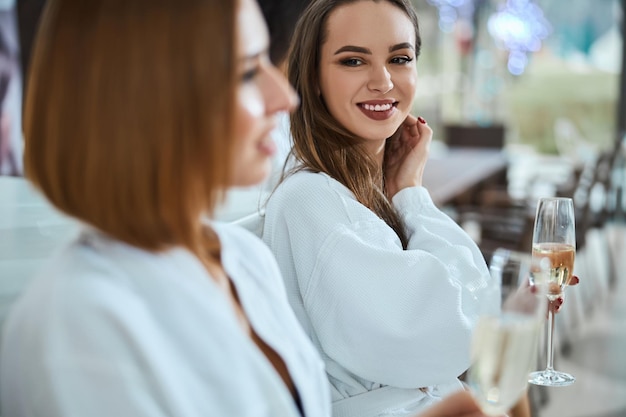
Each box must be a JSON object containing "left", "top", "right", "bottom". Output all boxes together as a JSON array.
[
  {"left": 423, "top": 147, "right": 508, "bottom": 206},
  {"left": 444, "top": 124, "right": 506, "bottom": 149}
]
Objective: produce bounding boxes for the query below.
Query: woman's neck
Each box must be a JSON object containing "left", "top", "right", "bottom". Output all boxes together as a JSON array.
[{"left": 362, "top": 138, "right": 387, "bottom": 169}]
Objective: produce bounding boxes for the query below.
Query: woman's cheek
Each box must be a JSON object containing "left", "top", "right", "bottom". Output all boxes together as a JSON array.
[{"left": 234, "top": 87, "right": 264, "bottom": 142}]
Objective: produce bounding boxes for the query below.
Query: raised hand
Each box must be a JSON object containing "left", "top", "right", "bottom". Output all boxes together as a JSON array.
[
  {"left": 518, "top": 274, "right": 580, "bottom": 316},
  {"left": 414, "top": 390, "right": 505, "bottom": 417},
  {"left": 550, "top": 275, "right": 580, "bottom": 313},
  {"left": 384, "top": 115, "right": 432, "bottom": 199}
]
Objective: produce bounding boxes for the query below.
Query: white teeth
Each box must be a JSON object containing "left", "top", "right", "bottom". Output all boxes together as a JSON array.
[{"left": 363, "top": 103, "right": 392, "bottom": 111}]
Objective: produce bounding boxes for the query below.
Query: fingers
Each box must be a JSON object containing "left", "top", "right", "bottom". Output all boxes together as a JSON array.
[
  {"left": 389, "top": 115, "right": 417, "bottom": 149},
  {"left": 399, "top": 114, "right": 419, "bottom": 144},
  {"left": 414, "top": 390, "right": 491, "bottom": 417},
  {"left": 549, "top": 275, "right": 578, "bottom": 315},
  {"left": 415, "top": 115, "right": 433, "bottom": 145},
  {"left": 396, "top": 114, "right": 429, "bottom": 147},
  {"left": 384, "top": 114, "right": 433, "bottom": 197},
  {"left": 404, "top": 113, "right": 418, "bottom": 127},
  {"left": 549, "top": 296, "right": 564, "bottom": 314},
  {"left": 521, "top": 277, "right": 533, "bottom": 288}
]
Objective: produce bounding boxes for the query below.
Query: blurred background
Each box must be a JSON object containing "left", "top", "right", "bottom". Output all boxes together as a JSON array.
[
  {"left": 1, "top": 1, "right": 625, "bottom": 416},
  {"left": 415, "top": 0, "right": 623, "bottom": 154},
  {"left": 410, "top": 3, "right": 626, "bottom": 416},
  {"left": 6, "top": 0, "right": 624, "bottom": 173}
]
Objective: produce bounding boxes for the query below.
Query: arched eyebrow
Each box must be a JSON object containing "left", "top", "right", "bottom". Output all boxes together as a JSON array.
[
  {"left": 239, "top": 49, "right": 267, "bottom": 65},
  {"left": 389, "top": 42, "right": 414, "bottom": 52},
  {"left": 333, "top": 43, "right": 414, "bottom": 55},
  {"left": 334, "top": 45, "right": 371, "bottom": 55}
]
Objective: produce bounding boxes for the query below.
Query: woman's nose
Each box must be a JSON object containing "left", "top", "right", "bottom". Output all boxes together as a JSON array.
[
  {"left": 264, "top": 65, "right": 299, "bottom": 115},
  {"left": 367, "top": 65, "right": 393, "bottom": 94}
]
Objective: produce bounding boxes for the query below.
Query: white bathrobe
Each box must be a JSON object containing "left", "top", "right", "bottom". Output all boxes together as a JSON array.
[
  {"left": 1, "top": 222, "right": 330, "bottom": 417},
  {"left": 262, "top": 171, "right": 495, "bottom": 417}
]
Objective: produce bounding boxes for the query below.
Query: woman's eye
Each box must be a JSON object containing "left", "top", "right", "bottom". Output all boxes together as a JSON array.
[
  {"left": 340, "top": 58, "right": 363, "bottom": 67},
  {"left": 390, "top": 56, "right": 413, "bottom": 65},
  {"left": 241, "top": 67, "right": 259, "bottom": 82}
]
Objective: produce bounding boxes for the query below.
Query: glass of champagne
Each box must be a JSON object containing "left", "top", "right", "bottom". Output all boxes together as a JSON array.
[
  {"left": 466, "top": 249, "right": 547, "bottom": 416},
  {"left": 528, "top": 197, "right": 576, "bottom": 387}
]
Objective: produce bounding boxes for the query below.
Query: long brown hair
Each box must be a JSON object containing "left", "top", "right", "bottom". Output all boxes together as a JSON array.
[
  {"left": 24, "top": 0, "right": 237, "bottom": 261},
  {"left": 287, "top": 0, "right": 420, "bottom": 248}
]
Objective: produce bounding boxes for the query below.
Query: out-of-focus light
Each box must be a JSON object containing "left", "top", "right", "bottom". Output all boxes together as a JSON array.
[
  {"left": 507, "top": 50, "right": 529, "bottom": 75},
  {"left": 476, "top": 50, "right": 495, "bottom": 69},
  {"left": 427, "top": 0, "right": 475, "bottom": 33},
  {"left": 426, "top": 0, "right": 473, "bottom": 7},
  {"left": 487, "top": 0, "right": 551, "bottom": 75},
  {"left": 439, "top": 5, "right": 457, "bottom": 20},
  {"left": 439, "top": 19, "right": 456, "bottom": 33},
  {"left": 438, "top": 6, "right": 458, "bottom": 33},
  {"left": 448, "top": 0, "right": 466, "bottom": 7}
]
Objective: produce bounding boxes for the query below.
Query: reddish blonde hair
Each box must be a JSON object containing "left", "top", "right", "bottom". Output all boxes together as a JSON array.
[{"left": 24, "top": 0, "right": 237, "bottom": 258}]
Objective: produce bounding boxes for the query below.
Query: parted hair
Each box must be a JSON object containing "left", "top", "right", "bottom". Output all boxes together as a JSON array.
[
  {"left": 24, "top": 0, "right": 237, "bottom": 259},
  {"left": 287, "top": 0, "right": 421, "bottom": 248}
]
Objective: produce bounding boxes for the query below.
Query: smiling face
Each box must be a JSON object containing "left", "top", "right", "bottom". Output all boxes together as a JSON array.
[
  {"left": 318, "top": 0, "right": 417, "bottom": 153},
  {"left": 231, "top": 0, "right": 298, "bottom": 187}
]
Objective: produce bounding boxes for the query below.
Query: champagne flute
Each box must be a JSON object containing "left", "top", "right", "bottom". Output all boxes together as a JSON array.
[
  {"left": 528, "top": 197, "right": 576, "bottom": 387},
  {"left": 466, "top": 249, "right": 547, "bottom": 416}
]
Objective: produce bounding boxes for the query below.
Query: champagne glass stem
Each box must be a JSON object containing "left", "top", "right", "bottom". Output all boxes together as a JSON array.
[
  {"left": 528, "top": 197, "right": 576, "bottom": 387},
  {"left": 545, "top": 307, "right": 555, "bottom": 372}
]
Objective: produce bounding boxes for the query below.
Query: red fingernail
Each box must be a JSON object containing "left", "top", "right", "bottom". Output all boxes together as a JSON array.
[
  {"left": 530, "top": 285, "right": 537, "bottom": 294},
  {"left": 572, "top": 276, "right": 580, "bottom": 284},
  {"left": 418, "top": 116, "right": 426, "bottom": 124},
  {"left": 557, "top": 297, "right": 564, "bottom": 305}
]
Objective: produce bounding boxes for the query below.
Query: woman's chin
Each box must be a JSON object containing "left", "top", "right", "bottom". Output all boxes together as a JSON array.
[
  {"left": 358, "top": 127, "right": 401, "bottom": 141},
  {"left": 354, "top": 119, "right": 405, "bottom": 141},
  {"left": 229, "top": 169, "right": 270, "bottom": 189}
]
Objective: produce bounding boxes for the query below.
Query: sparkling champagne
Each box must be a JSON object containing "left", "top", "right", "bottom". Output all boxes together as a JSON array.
[
  {"left": 528, "top": 197, "right": 577, "bottom": 387},
  {"left": 467, "top": 313, "right": 540, "bottom": 416},
  {"left": 532, "top": 242, "right": 575, "bottom": 299}
]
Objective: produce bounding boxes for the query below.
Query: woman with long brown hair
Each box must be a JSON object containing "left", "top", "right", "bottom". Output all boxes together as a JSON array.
[{"left": 262, "top": 1, "right": 496, "bottom": 416}]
